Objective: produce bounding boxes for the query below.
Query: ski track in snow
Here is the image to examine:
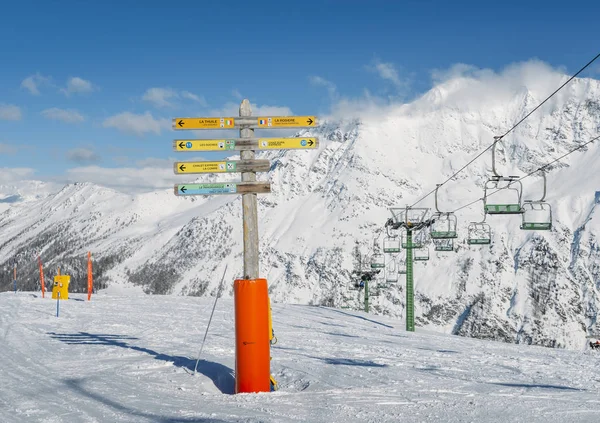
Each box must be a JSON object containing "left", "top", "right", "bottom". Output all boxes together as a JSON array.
[{"left": 2, "top": 292, "right": 600, "bottom": 422}]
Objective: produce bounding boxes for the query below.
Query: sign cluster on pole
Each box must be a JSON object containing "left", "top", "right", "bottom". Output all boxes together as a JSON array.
[
  {"left": 172, "top": 101, "right": 319, "bottom": 394},
  {"left": 172, "top": 112, "right": 318, "bottom": 197}
]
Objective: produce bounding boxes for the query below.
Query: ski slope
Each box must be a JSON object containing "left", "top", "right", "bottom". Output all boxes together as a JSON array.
[{"left": 2, "top": 291, "right": 600, "bottom": 423}]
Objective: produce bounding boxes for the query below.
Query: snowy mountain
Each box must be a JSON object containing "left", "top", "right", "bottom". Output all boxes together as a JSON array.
[
  {"left": 3, "top": 292, "right": 600, "bottom": 423},
  {"left": 1, "top": 67, "right": 600, "bottom": 351}
]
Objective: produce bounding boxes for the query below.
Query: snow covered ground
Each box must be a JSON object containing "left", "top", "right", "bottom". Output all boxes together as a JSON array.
[{"left": 2, "top": 291, "right": 600, "bottom": 423}]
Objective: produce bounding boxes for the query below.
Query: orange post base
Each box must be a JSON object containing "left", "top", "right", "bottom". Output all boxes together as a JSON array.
[{"left": 234, "top": 278, "right": 271, "bottom": 393}]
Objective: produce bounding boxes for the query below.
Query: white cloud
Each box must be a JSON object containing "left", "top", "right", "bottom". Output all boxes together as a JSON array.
[
  {"left": 323, "top": 59, "right": 587, "bottom": 125},
  {"left": 66, "top": 148, "right": 100, "bottom": 164},
  {"left": 0, "top": 104, "right": 22, "bottom": 121},
  {"left": 0, "top": 143, "right": 17, "bottom": 154},
  {"left": 309, "top": 75, "right": 337, "bottom": 98},
  {"left": 142, "top": 87, "right": 206, "bottom": 108},
  {"left": 421, "top": 60, "right": 570, "bottom": 113},
  {"left": 41, "top": 108, "right": 85, "bottom": 123},
  {"left": 103, "top": 111, "right": 169, "bottom": 136},
  {"left": 0, "top": 168, "right": 36, "bottom": 184},
  {"left": 328, "top": 89, "right": 393, "bottom": 120},
  {"left": 367, "top": 59, "right": 408, "bottom": 89},
  {"left": 61, "top": 76, "right": 95, "bottom": 96},
  {"left": 366, "top": 59, "right": 411, "bottom": 94},
  {"left": 142, "top": 88, "right": 178, "bottom": 108},
  {"left": 181, "top": 91, "right": 206, "bottom": 104},
  {"left": 135, "top": 157, "right": 174, "bottom": 168},
  {"left": 21, "top": 73, "right": 51, "bottom": 95}
]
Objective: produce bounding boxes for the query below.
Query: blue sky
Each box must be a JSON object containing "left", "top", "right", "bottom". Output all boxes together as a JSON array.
[{"left": 0, "top": 0, "right": 599, "bottom": 190}]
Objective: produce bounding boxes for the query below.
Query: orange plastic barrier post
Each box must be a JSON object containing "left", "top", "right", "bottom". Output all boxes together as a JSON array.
[
  {"left": 234, "top": 278, "right": 270, "bottom": 393},
  {"left": 38, "top": 256, "right": 45, "bottom": 298},
  {"left": 87, "top": 252, "right": 93, "bottom": 301}
]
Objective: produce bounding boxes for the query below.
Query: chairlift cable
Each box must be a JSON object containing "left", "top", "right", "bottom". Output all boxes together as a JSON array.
[
  {"left": 449, "top": 133, "right": 600, "bottom": 214},
  {"left": 408, "top": 52, "right": 600, "bottom": 209}
]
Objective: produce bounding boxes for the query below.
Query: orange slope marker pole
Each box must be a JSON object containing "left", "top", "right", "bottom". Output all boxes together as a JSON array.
[
  {"left": 38, "top": 256, "right": 45, "bottom": 298},
  {"left": 234, "top": 278, "right": 271, "bottom": 393},
  {"left": 87, "top": 252, "right": 93, "bottom": 301}
]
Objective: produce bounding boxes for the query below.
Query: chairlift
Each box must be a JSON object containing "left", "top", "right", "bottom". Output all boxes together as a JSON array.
[
  {"left": 483, "top": 137, "right": 524, "bottom": 215},
  {"left": 370, "top": 253, "right": 385, "bottom": 269},
  {"left": 520, "top": 170, "right": 552, "bottom": 231},
  {"left": 414, "top": 246, "right": 430, "bottom": 261},
  {"left": 383, "top": 237, "right": 402, "bottom": 253},
  {"left": 383, "top": 223, "right": 402, "bottom": 253},
  {"left": 385, "top": 257, "right": 399, "bottom": 283},
  {"left": 433, "top": 239, "right": 454, "bottom": 252},
  {"left": 430, "top": 184, "right": 458, "bottom": 239},
  {"left": 369, "top": 237, "right": 386, "bottom": 269},
  {"left": 468, "top": 203, "right": 492, "bottom": 245},
  {"left": 398, "top": 256, "right": 407, "bottom": 274},
  {"left": 468, "top": 223, "right": 492, "bottom": 245}
]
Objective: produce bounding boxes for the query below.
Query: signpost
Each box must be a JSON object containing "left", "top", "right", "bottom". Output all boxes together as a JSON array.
[
  {"left": 173, "top": 137, "right": 319, "bottom": 152},
  {"left": 172, "top": 115, "right": 317, "bottom": 130},
  {"left": 173, "top": 160, "right": 270, "bottom": 174},
  {"left": 172, "top": 101, "right": 318, "bottom": 394},
  {"left": 256, "top": 116, "right": 316, "bottom": 128},
  {"left": 173, "top": 118, "right": 236, "bottom": 130},
  {"left": 174, "top": 182, "right": 271, "bottom": 196}
]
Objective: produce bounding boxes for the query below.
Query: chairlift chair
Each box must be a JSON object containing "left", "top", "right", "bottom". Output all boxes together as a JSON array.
[
  {"left": 385, "top": 257, "right": 399, "bottom": 283},
  {"left": 433, "top": 239, "right": 454, "bottom": 252},
  {"left": 398, "top": 256, "right": 407, "bottom": 274},
  {"left": 484, "top": 177, "right": 524, "bottom": 214},
  {"left": 468, "top": 203, "right": 492, "bottom": 245},
  {"left": 370, "top": 253, "right": 385, "bottom": 269},
  {"left": 414, "top": 246, "right": 430, "bottom": 261},
  {"left": 369, "top": 237, "right": 386, "bottom": 269},
  {"left": 520, "top": 170, "right": 552, "bottom": 231},
  {"left": 430, "top": 213, "right": 458, "bottom": 239},
  {"left": 483, "top": 137, "right": 524, "bottom": 214},
  {"left": 467, "top": 222, "right": 492, "bottom": 245},
  {"left": 383, "top": 237, "right": 402, "bottom": 253},
  {"left": 430, "top": 185, "right": 458, "bottom": 239}
]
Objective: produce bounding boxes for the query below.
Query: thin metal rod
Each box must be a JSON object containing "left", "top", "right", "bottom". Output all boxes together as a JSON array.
[
  {"left": 194, "top": 265, "right": 228, "bottom": 374},
  {"left": 491, "top": 137, "right": 501, "bottom": 177},
  {"left": 540, "top": 170, "right": 547, "bottom": 202}
]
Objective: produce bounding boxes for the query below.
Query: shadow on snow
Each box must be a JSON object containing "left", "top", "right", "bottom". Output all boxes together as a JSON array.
[
  {"left": 64, "top": 378, "right": 235, "bottom": 423},
  {"left": 48, "top": 332, "right": 234, "bottom": 395}
]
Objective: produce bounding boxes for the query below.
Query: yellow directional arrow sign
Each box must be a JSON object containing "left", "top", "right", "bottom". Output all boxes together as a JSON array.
[
  {"left": 256, "top": 116, "right": 317, "bottom": 128},
  {"left": 257, "top": 137, "right": 318, "bottom": 150},
  {"left": 174, "top": 161, "right": 232, "bottom": 174},
  {"left": 173, "top": 117, "right": 235, "bottom": 130},
  {"left": 173, "top": 139, "right": 236, "bottom": 151},
  {"left": 174, "top": 160, "right": 270, "bottom": 174}
]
